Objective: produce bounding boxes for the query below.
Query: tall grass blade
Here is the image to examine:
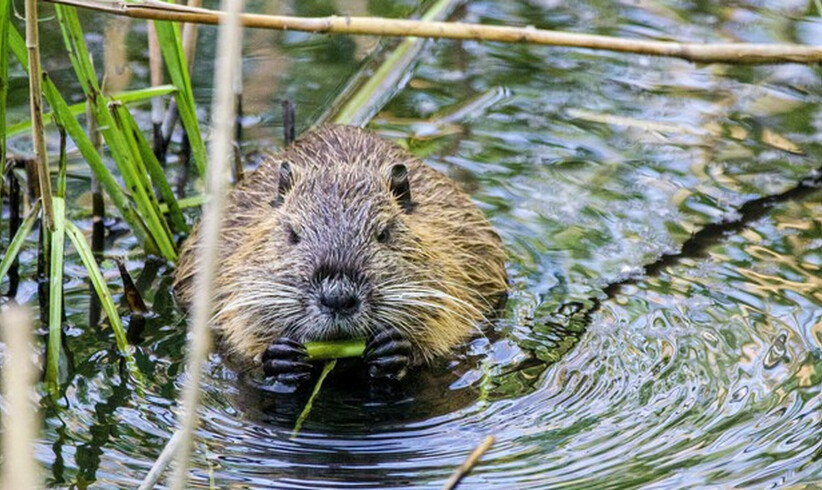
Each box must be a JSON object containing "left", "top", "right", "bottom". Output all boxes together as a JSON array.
[
  {"left": 109, "top": 105, "right": 176, "bottom": 244},
  {"left": 0, "top": 0, "right": 10, "bottom": 166},
  {"left": 116, "top": 105, "right": 188, "bottom": 232},
  {"left": 53, "top": 6, "right": 178, "bottom": 260},
  {"left": 0, "top": 201, "right": 41, "bottom": 282},
  {"left": 42, "top": 72, "right": 160, "bottom": 253},
  {"left": 153, "top": 20, "right": 208, "bottom": 176},
  {"left": 9, "top": 26, "right": 162, "bottom": 254},
  {"left": 7, "top": 22, "right": 24, "bottom": 64},
  {"left": 291, "top": 359, "right": 337, "bottom": 438},
  {"left": 45, "top": 197, "right": 66, "bottom": 394},
  {"left": 7, "top": 84, "right": 177, "bottom": 138},
  {"left": 65, "top": 221, "right": 135, "bottom": 364}
]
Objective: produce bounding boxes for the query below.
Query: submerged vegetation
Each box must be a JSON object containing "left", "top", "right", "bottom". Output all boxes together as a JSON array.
[{"left": 2, "top": 0, "right": 822, "bottom": 488}]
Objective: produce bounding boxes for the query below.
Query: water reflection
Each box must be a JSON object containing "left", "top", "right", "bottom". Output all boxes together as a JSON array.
[{"left": 3, "top": 0, "right": 822, "bottom": 488}]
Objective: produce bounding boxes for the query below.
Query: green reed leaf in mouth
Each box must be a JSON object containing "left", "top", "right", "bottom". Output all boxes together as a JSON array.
[{"left": 304, "top": 339, "right": 367, "bottom": 360}]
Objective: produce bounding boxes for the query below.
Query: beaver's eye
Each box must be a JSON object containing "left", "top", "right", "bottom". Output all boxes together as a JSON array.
[
  {"left": 287, "top": 225, "right": 301, "bottom": 245},
  {"left": 376, "top": 226, "right": 391, "bottom": 243}
]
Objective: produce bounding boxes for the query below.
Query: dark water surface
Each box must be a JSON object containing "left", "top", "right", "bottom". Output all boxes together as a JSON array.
[{"left": 3, "top": 0, "right": 822, "bottom": 488}]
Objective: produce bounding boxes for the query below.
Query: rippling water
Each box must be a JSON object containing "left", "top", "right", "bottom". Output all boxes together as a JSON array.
[{"left": 3, "top": 0, "right": 822, "bottom": 488}]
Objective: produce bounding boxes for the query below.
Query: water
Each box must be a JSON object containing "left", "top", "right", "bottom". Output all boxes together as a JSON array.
[{"left": 3, "top": 0, "right": 822, "bottom": 488}]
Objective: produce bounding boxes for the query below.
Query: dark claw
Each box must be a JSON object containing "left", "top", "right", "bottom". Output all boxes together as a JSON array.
[
  {"left": 265, "top": 341, "right": 306, "bottom": 360},
  {"left": 365, "top": 328, "right": 412, "bottom": 381},
  {"left": 265, "top": 359, "right": 314, "bottom": 375},
  {"left": 262, "top": 337, "right": 313, "bottom": 383}
]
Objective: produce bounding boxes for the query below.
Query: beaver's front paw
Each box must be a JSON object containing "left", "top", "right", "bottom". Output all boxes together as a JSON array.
[
  {"left": 262, "top": 337, "right": 313, "bottom": 383},
  {"left": 365, "top": 328, "right": 412, "bottom": 381}
]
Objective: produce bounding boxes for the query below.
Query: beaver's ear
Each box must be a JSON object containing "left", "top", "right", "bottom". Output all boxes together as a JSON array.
[
  {"left": 389, "top": 164, "right": 413, "bottom": 213},
  {"left": 273, "top": 161, "right": 294, "bottom": 207}
]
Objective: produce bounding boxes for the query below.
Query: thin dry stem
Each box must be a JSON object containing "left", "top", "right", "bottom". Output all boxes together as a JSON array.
[
  {"left": 147, "top": 22, "right": 164, "bottom": 128},
  {"left": 169, "top": 0, "right": 244, "bottom": 488},
  {"left": 25, "top": 0, "right": 54, "bottom": 230},
  {"left": 181, "top": 0, "right": 201, "bottom": 71},
  {"left": 43, "top": 0, "right": 822, "bottom": 64},
  {"left": 0, "top": 307, "right": 41, "bottom": 489},
  {"left": 138, "top": 430, "right": 182, "bottom": 490},
  {"left": 442, "top": 435, "right": 495, "bottom": 490}
]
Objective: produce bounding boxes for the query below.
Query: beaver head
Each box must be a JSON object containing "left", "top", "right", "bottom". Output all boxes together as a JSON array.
[{"left": 261, "top": 159, "right": 427, "bottom": 343}]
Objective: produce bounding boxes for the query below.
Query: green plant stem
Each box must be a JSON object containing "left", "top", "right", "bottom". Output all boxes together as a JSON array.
[
  {"left": 305, "top": 339, "right": 366, "bottom": 360},
  {"left": 152, "top": 19, "right": 207, "bottom": 176},
  {"left": 54, "top": 5, "right": 177, "bottom": 260},
  {"left": 45, "top": 197, "right": 66, "bottom": 394},
  {"left": 117, "top": 104, "right": 188, "bottom": 232},
  {"left": 0, "top": 201, "right": 41, "bottom": 282},
  {"left": 159, "top": 194, "right": 206, "bottom": 212},
  {"left": 291, "top": 359, "right": 337, "bottom": 438},
  {"left": 64, "top": 221, "right": 126, "bottom": 352},
  {"left": 6, "top": 84, "right": 177, "bottom": 138},
  {"left": 0, "top": 0, "right": 10, "bottom": 167}
]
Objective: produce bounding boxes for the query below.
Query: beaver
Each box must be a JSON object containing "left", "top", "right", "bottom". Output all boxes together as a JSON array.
[{"left": 173, "top": 125, "right": 508, "bottom": 382}]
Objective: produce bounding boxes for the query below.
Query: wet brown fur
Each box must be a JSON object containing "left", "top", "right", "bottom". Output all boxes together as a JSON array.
[{"left": 173, "top": 125, "right": 507, "bottom": 368}]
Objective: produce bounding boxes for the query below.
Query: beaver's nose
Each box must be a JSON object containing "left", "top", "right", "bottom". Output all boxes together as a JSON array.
[{"left": 319, "top": 287, "right": 360, "bottom": 315}]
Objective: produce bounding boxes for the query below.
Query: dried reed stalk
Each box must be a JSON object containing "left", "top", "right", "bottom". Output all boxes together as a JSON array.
[
  {"left": 43, "top": 0, "right": 822, "bottom": 64},
  {"left": 169, "top": 0, "right": 244, "bottom": 487},
  {"left": 25, "top": 0, "right": 54, "bottom": 230},
  {"left": 0, "top": 307, "right": 41, "bottom": 489}
]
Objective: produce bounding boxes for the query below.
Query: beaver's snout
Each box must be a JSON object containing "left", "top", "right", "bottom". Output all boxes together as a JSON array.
[
  {"left": 317, "top": 276, "right": 361, "bottom": 316},
  {"left": 311, "top": 263, "right": 367, "bottom": 322}
]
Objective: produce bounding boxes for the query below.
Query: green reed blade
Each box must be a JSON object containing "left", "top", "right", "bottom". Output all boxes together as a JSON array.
[
  {"left": 41, "top": 73, "right": 159, "bottom": 254},
  {"left": 291, "top": 359, "right": 337, "bottom": 439},
  {"left": 159, "top": 194, "right": 206, "bottom": 213},
  {"left": 54, "top": 5, "right": 98, "bottom": 95},
  {"left": 108, "top": 105, "right": 178, "bottom": 259},
  {"left": 117, "top": 105, "right": 188, "bottom": 233},
  {"left": 99, "top": 100, "right": 178, "bottom": 260},
  {"left": 9, "top": 25, "right": 162, "bottom": 255},
  {"left": 45, "top": 197, "right": 67, "bottom": 394},
  {"left": 0, "top": 201, "right": 40, "bottom": 282},
  {"left": 8, "top": 20, "right": 25, "bottom": 67},
  {"left": 0, "top": 0, "right": 10, "bottom": 168},
  {"left": 65, "top": 221, "right": 131, "bottom": 357},
  {"left": 152, "top": 20, "right": 208, "bottom": 177},
  {"left": 6, "top": 84, "right": 177, "bottom": 138},
  {"left": 110, "top": 104, "right": 175, "bottom": 238},
  {"left": 53, "top": 6, "right": 177, "bottom": 260}
]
